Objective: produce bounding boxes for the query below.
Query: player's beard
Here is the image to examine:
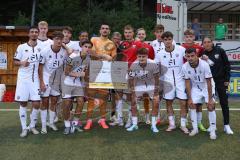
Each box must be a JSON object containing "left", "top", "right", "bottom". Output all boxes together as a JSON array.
[
  {"left": 189, "top": 59, "right": 199, "bottom": 68},
  {"left": 32, "top": 38, "right": 37, "bottom": 41}
]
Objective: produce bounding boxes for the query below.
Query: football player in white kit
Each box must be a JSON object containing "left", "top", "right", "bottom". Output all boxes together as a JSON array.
[
  {"left": 37, "top": 21, "right": 53, "bottom": 48},
  {"left": 154, "top": 31, "right": 189, "bottom": 134},
  {"left": 182, "top": 48, "right": 217, "bottom": 140},
  {"left": 62, "top": 26, "right": 77, "bottom": 48},
  {"left": 62, "top": 41, "right": 92, "bottom": 135},
  {"left": 127, "top": 48, "right": 160, "bottom": 133},
  {"left": 14, "top": 26, "right": 42, "bottom": 137},
  {"left": 39, "top": 31, "right": 68, "bottom": 134}
]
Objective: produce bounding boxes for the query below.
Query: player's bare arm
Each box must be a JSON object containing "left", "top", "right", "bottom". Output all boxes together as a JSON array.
[
  {"left": 38, "top": 64, "right": 46, "bottom": 92},
  {"left": 14, "top": 59, "right": 30, "bottom": 67},
  {"left": 185, "top": 79, "right": 193, "bottom": 107},
  {"left": 206, "top": 78, "right": 214, "bottom": 109}
]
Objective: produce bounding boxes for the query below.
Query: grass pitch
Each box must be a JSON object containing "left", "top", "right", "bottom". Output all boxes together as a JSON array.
[{"left": 0, "top": 100, "right": 239, "bottom": 160}]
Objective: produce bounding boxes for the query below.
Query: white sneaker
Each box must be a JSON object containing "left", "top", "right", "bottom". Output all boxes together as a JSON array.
[
  {"left": 210, "top": 130, "right": 217, "bottom": 140},
  {"left": 41, "top": 127, "right": 47, "bottom": 134},
  {"left": 126, "top": 125, "right": 138, "bottom": 132},
  {"left": 49, "top": 124, "right": 58, "bottom": 131},
  {"left": 151, "top": 126, "right": 159, "bottom": 133},
  {"left": 109, "top": 115, "right": 118, "bottom": 126},
  {"left": 224, "top": 125, "right": 234, "bottom": 134},
  {"left": 180, "top": 126, "right": 189, "bottom": 134},
  {"left": 54, "top": 117, "right": 59, "bottom": 123},
  {"left": 20, "top": 129, "right": 28, "bottom": 138},
  {"left": 118, "top": 118, "right": 124, "bottom": 126},
  {"left": 125, "top": 118, "right": 132, "bottom": 128},
  {"left": 189, "top": 129, "right": 198, "bottom": 136},
  {"left": 166, "top": 125, "right": 176, "bottom": 132},
  {"left": 207, "top": 126, "right": 217, "bottom": 132},
  {"left": 110, "top": 115, "right": 117, "bottom": 122},
  {"left": 30, "top": 127, "right": 39, "bottom": 135}
]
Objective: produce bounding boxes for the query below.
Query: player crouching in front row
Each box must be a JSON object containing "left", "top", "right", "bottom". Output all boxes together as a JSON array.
[
  {"left": 182, "top": 48, "right": 217, "bottom": 140},
  {"left": 127, "top": 48, "right": 160, "bottom": 133}
]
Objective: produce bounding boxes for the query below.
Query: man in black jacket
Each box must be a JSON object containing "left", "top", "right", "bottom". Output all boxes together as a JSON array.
[{"left": 202, "top": 37, "right": 233, "bottom": 134}]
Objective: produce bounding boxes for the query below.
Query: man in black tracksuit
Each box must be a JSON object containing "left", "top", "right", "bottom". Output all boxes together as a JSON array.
[{"left": 202, "top": 37, "right": 233, "bottom": 134}]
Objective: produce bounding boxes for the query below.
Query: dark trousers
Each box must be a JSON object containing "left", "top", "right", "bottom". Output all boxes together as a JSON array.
[{"left": 215, "top": 81, "right": 229, "bottom": 125}]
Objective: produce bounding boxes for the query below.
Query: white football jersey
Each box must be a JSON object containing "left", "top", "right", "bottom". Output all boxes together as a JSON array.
[
  {"left": 65, "top": 40, "right": 77, "bottom": 48},
  {"left": 69, "top": 41, "right": 82, "bottom": 53},
  {"left": 14, "top": 43, "right": 42, "bottom": 82},
  {"left": 40, "top": 45, "right": 67, "bottom": 84},
  {"left": 182, "top": 59, "right": 212, "bottom": 91},
  {"left": 151, "top": 39, "right": 177, "bottom": 58},
  {"left": 37, "top": 38, "right": 53, "bottom": 49},
  {"left": 154, "top": 45, "right": 185, "bottom": 85},
  {"left": 64, "top": 52, "right": 90, "bottom": 87}
]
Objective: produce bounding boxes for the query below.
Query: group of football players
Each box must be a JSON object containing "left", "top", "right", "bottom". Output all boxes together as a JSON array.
[{"left": 14, "top": 21, "right": 234, "bottom": 140}]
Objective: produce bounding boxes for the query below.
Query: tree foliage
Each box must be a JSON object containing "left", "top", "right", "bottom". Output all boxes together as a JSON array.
[{"left": 2, "top": 0, "right": 156, "bottom": 40}]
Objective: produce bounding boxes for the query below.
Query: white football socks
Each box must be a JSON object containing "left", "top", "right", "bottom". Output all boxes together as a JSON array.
[
  {"left": 197, "top": 112, "right": 202, "bottom": 124},
  {"left": 29, "top": 108, "right": 39, "bottom": 128},
  {"left": 132, "top": 117, "right": 138, "bottom": 125},
  {"left": 151, "top": 116, "right": 157, "bottom": 127},
  {"left": 180, "top": 117, "right": 187, "bottom": 128},
  {"left": 49, "top": 110, "right": 56, "bottom": 125},
  {"left": 168, "top": 115, "right": 175, "bottom": 126},
  {"left": 208, "top": 111, "right": 216, "bottom": 131},
  {"left": 64, "top": 120, "right": 71, "bottom": 128},
  {"left": 40, "top": 109, "right": 47, "bottom": 129},
  {"left": 19, "top": 106, "right": 27, "bottom": 130},
  {"left": 116, "top": 99, "right": 123, "bottom": 120},
  {"left": 190, "top": 109, "right": 198, "bottom": 130}
]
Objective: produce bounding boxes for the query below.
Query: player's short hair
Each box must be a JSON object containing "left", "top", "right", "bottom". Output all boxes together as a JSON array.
[
  {"left": 161, "top": 31, "right": 173, "bottom": 39},
  {"left": 112, "top": 32, "right": 122, "bottom": 38},
  {"left": 185, "top": 48, "right": 196, "bottom": 54},
  {"left": 62, "top": 26, "right": 73, "bottom": 33},
  {"left": 52, "top": 31, "right": 64, "bottom": 38},
  {"left": 28, "top": 26, "right": 39, "bottom": 32},
  {"left": 100, "top": 23, "right": 110, "bottom": 30},
  {"left": 82, "top": 40, "right": 93, "bottom": 47},
  {"left": 136, "top": 28, "right": 145, "bottom": 34},
  {"left": 184, "top": 29, "right": 195, "bottom": 36},
  {"left": 137, "top": 47, "right": 148, "bottom": 55},
  {"left": 38, "top": 21, "right": 48, "bottom": 27},
  {"left": 153, "top": 24, "right": 164, "bottom": 32},
  {"left": 124, "top": 25, "right": 134, "bottom": 31},
  {"left": 78, "top": 31, "right": 88, "bottom": 36}
]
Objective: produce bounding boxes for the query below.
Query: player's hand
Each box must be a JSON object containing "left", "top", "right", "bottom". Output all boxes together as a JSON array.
[
  {"left": 40, "top": 81, "right": 46, "bottom": 92},
  {"left": 77, "top": 71, "right": 85, "bottom": 77},
  {"left": 207, "top": 98, "right": 215, "bottom": 110},
  {"left": 202, "top": 55, "right": 209, "bottom": 60},
  {"left": 188, "top": 98, "right": 193, "bottom": 108},
  {"left": 102, "top": 54, "right": 112, "bottom": 61},
  {"left": 224, "top": 82, "right": 229, "bottom": 86},
  {"left": 21, "top": 59, "right": 30, "bottom": 67}
]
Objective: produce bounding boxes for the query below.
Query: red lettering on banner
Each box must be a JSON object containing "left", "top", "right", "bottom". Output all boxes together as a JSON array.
[{"left": 156, "top": 3, "right": 173, "bottom": 14}]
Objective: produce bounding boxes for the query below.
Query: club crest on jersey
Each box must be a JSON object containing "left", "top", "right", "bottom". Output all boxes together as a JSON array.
[
  {"left": 49, "top": 55, "right": 52, "bottom": 58},
  {"left": 37, "top": 48, "right": 41, "bottom": 52},
  {"left": 215, "top": 54, "right": 219, "bottom": 59},
  {"left": 163, "top": 55, "right": 166, "bottom": 58}
]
